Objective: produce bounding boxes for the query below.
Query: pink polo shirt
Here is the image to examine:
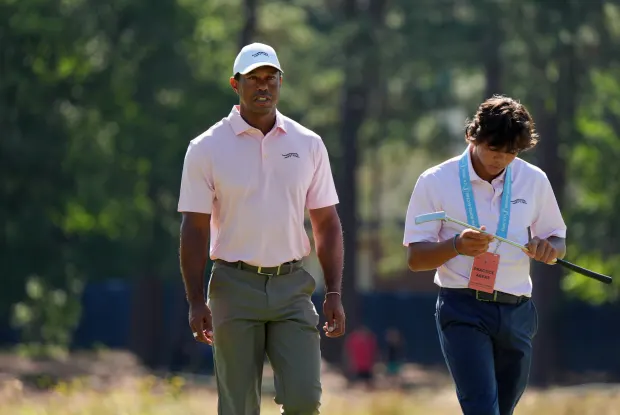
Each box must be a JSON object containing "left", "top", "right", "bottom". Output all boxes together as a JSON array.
[
  {"left": 177, "top": 106, "right": 339, "bottom": 267},
  {"left": 403, "top": 147, "right": 567, "bottom": 297}
]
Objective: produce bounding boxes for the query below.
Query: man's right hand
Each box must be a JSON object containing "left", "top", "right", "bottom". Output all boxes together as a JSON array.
[
  {"left": 455, "top": 226, "right": 495, "bottom": 257},
  {"left": 189, "top": 301, "right": 214, "bottom": 345}
]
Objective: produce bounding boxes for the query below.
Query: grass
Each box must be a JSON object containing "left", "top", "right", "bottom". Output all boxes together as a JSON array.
[{"left": 1, "top": 375, "right": 620, "bottom": 415}]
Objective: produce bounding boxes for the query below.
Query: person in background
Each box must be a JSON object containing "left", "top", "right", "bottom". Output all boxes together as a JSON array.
[
  {"left": 344, "top": 325, "right": 378, "bottom": 390},
  {"left": 384, "top": 327, "right": 405, "bottom": 386}
]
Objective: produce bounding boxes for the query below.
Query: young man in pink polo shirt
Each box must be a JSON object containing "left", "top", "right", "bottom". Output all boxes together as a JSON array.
[
  {"left": 177, "top": 43, "right": 345, "bottom": 415},
  {"left": 403, "top": 95, "right": 567, "bottom": 415}
]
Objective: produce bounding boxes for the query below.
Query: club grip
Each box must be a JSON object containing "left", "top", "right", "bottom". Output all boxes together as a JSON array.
[{"left": 556, "top": 258, "right": 613, "bottom": 285}]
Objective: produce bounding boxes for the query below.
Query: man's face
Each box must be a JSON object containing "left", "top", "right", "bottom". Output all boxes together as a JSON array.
[
  {"left": 473, "top": 142, "right": 518, "bottom": 177},
  {"left": 230, "top": 66, "right": 282, "bottom": 114}
]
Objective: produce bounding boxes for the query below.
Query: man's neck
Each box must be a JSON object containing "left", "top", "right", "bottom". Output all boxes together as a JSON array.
[
  {"left": 239, "top": 106, "right": 277, "bottom": 136},
  {"left": 470, "top": 146, "right": 502, "bottom": 183}
]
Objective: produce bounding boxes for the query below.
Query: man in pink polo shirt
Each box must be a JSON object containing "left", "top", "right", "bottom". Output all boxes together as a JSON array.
[
  {"left": 177, "top": 43, "right": 345, "bottom": 415},
  {"left": 403, "top": 95, "right": 567, "bottom": 415}
]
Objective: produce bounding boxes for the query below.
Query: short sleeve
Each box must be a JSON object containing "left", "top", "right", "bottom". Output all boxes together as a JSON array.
[
  {"left": 306, "top": 139, "right": 339, "bottom": 209},
  {"left": 530, "top": 174, "right": 567, "bottom": 239},
  {"left": 177, "top": 141, "right": 215, "bottom": 214},
  {"left": 403, "top": 173, "right": 442, "bottom": 246}
]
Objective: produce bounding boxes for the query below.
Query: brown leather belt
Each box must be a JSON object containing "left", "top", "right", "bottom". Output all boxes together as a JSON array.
[
  {"left": 215, "top": 259, "right": 303, "bottom": 276},
  {"left": 442, "top": 287, "right": 530, "bottom": 305}
]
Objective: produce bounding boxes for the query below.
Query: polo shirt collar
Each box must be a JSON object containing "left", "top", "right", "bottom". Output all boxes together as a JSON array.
[
  {"left": 466, "top": 144, "right": 509, "bottom": 184},
  {"left": 228, "top": 105, "right": 287, "bottom": 136}
]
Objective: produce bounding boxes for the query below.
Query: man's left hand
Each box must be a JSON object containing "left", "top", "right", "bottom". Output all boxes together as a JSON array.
[
  {"left": 524, "top": 237, "right": 558, "bottom": 264},
  {"left": 322, "top": 293, "right": 345, "bottom": 338}
]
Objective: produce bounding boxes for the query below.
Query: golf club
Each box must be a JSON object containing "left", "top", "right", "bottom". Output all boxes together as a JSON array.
[{"left": 414, "top": 211, "right": 613, "bottom": 285}]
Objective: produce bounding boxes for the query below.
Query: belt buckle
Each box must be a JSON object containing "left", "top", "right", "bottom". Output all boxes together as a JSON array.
[
  {"left": 475, "top": 290, "right": 498, "bottom": 302},
  {"left": 256, "top": 264, "right": 281, "bottom": 276}
]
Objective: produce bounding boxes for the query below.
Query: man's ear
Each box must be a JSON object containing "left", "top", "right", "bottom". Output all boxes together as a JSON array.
[{"left": 229, "top": 77, "right": 239, "bottom": 94}]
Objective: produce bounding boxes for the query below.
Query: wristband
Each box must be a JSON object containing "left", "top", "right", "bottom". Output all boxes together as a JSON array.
[
  {"left": 453, "top": 234, "right": 462, "bottom": 255},
  {"left": 325, "top": 291, "right": 341, "bottom": 297}
]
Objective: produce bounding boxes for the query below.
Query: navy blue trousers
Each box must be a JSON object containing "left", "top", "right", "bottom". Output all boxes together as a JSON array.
[{"left": 435, "top": 288, "right": 538, "bottom": 415}]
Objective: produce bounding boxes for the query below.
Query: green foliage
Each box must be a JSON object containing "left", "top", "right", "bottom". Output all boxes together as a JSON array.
[
  {"left": 555, "top": 64, "right": 620, "bottom": 303},
  {"left": 10, "top": 274, "right": 84, "bottom": 358},
  {"left": 2, "top": 0, "right": 620, "bottom": 324},
  {"left": 561, "top": 250, "right": 620, "bottom": 305}
]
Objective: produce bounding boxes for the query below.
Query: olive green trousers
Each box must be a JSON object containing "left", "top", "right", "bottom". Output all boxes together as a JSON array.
[{"left": 207, "top": 261, "right": 322, "bottom": 415}]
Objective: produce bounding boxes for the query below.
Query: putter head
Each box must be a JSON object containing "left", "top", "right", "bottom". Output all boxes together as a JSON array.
[{"left": 414, "top": 211, "right": 447, "bottom": 225}]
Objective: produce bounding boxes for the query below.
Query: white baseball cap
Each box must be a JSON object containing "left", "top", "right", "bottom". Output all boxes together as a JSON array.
[{"left": 233, "top": 43, "right": 283, "bottom": 76}]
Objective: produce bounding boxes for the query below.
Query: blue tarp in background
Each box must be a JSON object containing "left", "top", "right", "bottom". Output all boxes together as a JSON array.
[{"left": 2, "top": 280, "right": 619, "bottom": 379}]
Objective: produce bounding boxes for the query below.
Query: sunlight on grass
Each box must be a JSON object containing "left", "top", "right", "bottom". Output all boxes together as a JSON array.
[{"left": 1, "top": 375, "right": 620, "bottom": 415}]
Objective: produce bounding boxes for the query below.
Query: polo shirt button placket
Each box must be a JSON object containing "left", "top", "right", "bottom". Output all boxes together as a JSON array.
[{"left": 261, "top": 138, "right": 267, "bottom": 159}]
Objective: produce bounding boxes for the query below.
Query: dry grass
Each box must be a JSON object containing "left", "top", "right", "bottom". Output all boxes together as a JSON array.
[
  {"left": 1, "top": 351, "right": 619, "bottom": 414},
  {"left": 1, "top": 376, "right": 620, "bottom": 415}
]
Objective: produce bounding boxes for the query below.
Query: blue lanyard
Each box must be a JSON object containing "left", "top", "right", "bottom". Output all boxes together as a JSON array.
[{"left": 458, "top": 148, "right": 512, "bottom": 239}]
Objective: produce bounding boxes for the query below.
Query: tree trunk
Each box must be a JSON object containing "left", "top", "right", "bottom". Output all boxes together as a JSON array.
[
  {"left": 321, "top": 0, "right": 386, "bottom": 366},
  {"left": 128, "top": 182, "right": 168, "bottom": 369},
  {"left": 129, "top": 275, "right": 164, "bottom": 368},
  {"left": 529, "top": 110, "right": 563, "bottom": 386},
  {"left": 530, "top": 3, "right": 579, "bottom": 387},
  {"left": 482, "top": 1, "right": 502, "bottom": 98},
  {"left": 370, "top": 131, "right": 383, "bottom": 284},
  {"left": 369, "top": 56, "right": 390, "bottom": 288},
  {"left": 239, "top": 0, "right": 258, "bottom": 49}
]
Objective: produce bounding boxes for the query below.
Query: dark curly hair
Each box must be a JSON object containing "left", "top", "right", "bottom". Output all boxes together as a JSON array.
[{"left": 465, "top": 95, "right": 539, "bottom": 153}]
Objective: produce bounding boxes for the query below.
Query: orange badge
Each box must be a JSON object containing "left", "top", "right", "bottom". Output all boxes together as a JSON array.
[{"left": 468, "top": 252, "right": 500, "bottom": 293}]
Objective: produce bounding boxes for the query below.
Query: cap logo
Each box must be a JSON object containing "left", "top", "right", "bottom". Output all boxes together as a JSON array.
[{"left": 252, "top": 51, "right": 269, "bottom": 58}]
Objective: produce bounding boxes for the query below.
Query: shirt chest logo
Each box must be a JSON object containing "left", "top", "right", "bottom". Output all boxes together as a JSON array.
[{"left": 282, "top": 152, "right": 299, "bottom": 159}]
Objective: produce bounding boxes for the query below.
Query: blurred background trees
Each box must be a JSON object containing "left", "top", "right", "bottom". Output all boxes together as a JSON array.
[{"left": 3, "top": 0, "right": 620, "bottom": 386}]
